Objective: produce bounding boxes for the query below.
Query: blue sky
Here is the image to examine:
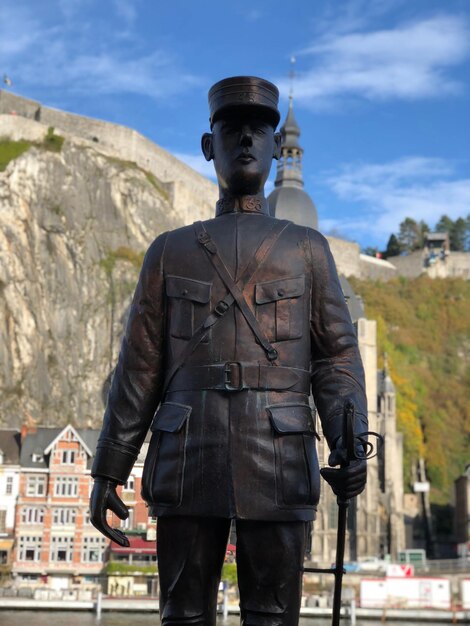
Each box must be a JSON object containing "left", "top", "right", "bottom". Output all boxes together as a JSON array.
[{"left": 1, "top": 0, "right": 469, "bottom": 249}]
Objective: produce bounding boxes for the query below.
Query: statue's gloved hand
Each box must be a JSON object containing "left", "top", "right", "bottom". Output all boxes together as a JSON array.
[
  {"left": 320, "top": 450, "right": 367, "bottom": 501},
  {"left": 90, "top": 478, "right": 130, "bottom": 547}
]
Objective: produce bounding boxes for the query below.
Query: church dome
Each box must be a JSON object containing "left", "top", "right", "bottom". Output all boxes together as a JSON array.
[{"left": 268, "top": 186, "right": 318, "bottom": 229}]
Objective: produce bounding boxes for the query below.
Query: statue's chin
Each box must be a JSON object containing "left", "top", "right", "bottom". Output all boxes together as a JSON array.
[{"left": 222, "top": 169, "right": 267, "bottom": 196}]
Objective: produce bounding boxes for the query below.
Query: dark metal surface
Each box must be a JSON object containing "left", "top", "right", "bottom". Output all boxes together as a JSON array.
[{"left": 90, "top": 76, "right": 369, "bottom": 626}]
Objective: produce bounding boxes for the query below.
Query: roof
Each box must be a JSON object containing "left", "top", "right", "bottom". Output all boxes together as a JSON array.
[
  {"left": 268, "top": 186, "right": 318, "bottom": 229},
  {"left": 426, "top": 232, "right": 449, "bottom": 242},
  {"left": 44, "top": 424, "right": 93, "bottom": 457},
  {"left": 111, "top": 537, "right": 156, "bottom": 555},
  {"left": 20, "top": 426, "right": 100, "bottom": 469},
  {"left": 0, "top": 429, "right": 21, "bottom": 465},
  {"left": 377, "top": 370, "right": 395, "bottom": 395},
  {"left": 280, "top": 98, "right": 301, "bottom": 150}
]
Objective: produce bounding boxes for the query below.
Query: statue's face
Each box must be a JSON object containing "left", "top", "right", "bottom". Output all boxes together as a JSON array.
[{"left": 210, "top": 111, "right": 277, "bottom": 195}]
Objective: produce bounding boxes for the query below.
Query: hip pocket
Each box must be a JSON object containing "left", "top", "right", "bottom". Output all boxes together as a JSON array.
[
  {"left": 141, "top": 402, "right": 191, "bottom": 506},
  {"left": 267, "top": 403, "right": 320, "bottom": 508}
]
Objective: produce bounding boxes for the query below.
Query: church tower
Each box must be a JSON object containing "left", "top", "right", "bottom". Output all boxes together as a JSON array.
[{"left": 268, "top": 96, "right": 318, "bottom": 228}]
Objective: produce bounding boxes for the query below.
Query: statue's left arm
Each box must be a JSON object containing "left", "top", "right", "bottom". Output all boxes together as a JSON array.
[{"left": 308, "top": 229, "right": 368, "bottom": 499}]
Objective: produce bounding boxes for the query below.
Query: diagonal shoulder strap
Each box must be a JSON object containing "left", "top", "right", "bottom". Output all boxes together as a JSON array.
[
  {"left": 195, "top": 219, "right": 290, "bottom": 363},
  {"left": 161, "top": 219, "right": 290, "bottom": 397}
]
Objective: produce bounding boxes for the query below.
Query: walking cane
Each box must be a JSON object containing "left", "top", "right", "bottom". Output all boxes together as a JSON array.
[{"left": 303, "top": 402, "right": 383, "bottom": 626}]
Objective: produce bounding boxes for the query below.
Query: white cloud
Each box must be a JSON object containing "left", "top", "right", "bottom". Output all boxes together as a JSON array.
[
  {"left": 321, "top": 157, "right": 470, "bottom": 244},
  {"left": 277, "top": 15, "right": 470, "bottom": 107},
  {"left": 0, "top": 3, "right": 202, "bottom": 101},
  {"left": 173, "top": 152, "right": 217, "bottom": 180}
]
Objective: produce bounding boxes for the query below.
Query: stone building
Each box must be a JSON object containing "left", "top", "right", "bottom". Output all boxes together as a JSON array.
[
  {"left": 269, "top": 97, "right": 405, "bottom": 563},
  {"left": 0, "top": 429, "right": 21, "bottom": 568}
]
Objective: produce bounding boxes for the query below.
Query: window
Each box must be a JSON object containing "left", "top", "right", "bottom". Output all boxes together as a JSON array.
[
  {"left": 21, "top": 507, "right": 45, "bottom": 525},
  {"left": 84, "top": 509, "right": 91, "bottom": 525},
  {"left": 50, "top": 535, "right": 74, "bottom": 562},
  {"left": 61, "top": 450, "right": 76, "bottom": 464},
  {"left": 54, "top": 477, "right": 78, "bottom": 497},
  {"left": 18, "top": 535, "right": 42, "bottom": 561},
  {"left": 0, "top": 510, "right": 6, "bottom": 533},
  {"left": 5, "top": 476, "right": 13, "bottom": 495},
  {"left": 26, "top": 475, "right": 46, "bottom": 496},
  {"left": 52, "top": 508, "right": 76, "bottom": 525},
  {"left": 123, "top": 476, "right": 135, "bottom": 491},
  {"left": 32, "top": 453, "right": 44, "bottom": 463},
  {"left": 82, "top": 536, "right": 107, "bottom": 563}
]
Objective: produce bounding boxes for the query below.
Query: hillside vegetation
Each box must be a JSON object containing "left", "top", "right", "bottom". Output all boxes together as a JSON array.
[{"left": 350, "top": 276, "right": 470, "bottom": 505}]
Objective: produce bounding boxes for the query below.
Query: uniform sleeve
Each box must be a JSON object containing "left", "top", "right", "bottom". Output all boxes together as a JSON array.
[
  {"left": 91, "top": 232, "right": 169, "bottom": 483},
  {"left": 308, "top": 230, "right": 368, "bottom": 451}
]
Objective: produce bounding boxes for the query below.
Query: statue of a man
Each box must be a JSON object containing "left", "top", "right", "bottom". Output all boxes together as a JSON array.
[{"left": 90, "top": 76, "right": 368, "bottom": 626}]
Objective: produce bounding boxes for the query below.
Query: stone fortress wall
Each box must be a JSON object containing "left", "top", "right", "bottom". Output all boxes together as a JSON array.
[
  {"left": 2, "top": 89, "right": 469, "bottom": 281},
  {"left": 0, "top": 89, "right": 217, "bottom": 226}
]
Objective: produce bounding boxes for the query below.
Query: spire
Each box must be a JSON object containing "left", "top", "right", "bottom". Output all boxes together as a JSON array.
[
  {"left": 268, "top": 58, "right": 318, "bottom": 228},
  {"left": 280, "top": 96, "right": 301, "bottom": 150},
  {"left": 382, "top": 352, "right": 395, "bottom": 394},
  {"left": 274, "top": 59, "right": 304, "bottom": 189}
]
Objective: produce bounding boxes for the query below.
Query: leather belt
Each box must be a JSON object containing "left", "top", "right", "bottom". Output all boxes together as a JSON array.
[{"left": 168, "top": 362, "right": 311, "bottom": 393}]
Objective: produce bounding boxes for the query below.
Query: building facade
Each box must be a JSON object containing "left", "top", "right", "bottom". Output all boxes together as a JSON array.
[{"left": 13, "top": 424, "right": 107, "bottom": 588}]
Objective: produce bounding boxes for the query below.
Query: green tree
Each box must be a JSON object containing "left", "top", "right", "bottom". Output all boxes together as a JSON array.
[
  {"left": 450, "top": 218, "right": 467, "bottom": 251},
  {"left": 384, "top": 234, "right": 402, "bottom": 258},
  {"left": 435, "top": 214, "right": 454, "bottom": 235},
  {"left": 398, "top": 218, "right": 421, "bottom": 252},
  {"left": 363, "top": 246, "right": 379, "bottom": 257}
]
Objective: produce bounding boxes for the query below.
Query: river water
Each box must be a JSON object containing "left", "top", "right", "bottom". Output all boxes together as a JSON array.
[{"left": 0, "top": 612, "right": 448, "bottom": 626}]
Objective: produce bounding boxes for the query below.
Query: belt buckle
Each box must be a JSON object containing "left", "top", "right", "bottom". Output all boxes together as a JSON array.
[{"left": 224, "top": 362, "right": 243, "bottom": 391}]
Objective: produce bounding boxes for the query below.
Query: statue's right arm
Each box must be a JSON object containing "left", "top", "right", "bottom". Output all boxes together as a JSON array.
[{"left": 90, "top": 232, "right": 169, "bottom": 542}]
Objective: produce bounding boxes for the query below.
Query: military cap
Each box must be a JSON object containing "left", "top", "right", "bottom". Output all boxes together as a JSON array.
[{"left": 208, "top": 76, "right": 280, "bottom": 128}]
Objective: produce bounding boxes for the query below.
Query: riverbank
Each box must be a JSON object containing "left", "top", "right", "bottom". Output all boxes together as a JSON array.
[{"left": 1, "top": 597, "right": 469, "bottom": 623}]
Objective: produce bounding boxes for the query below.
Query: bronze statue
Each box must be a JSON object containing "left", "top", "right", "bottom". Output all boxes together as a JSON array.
[{"left": 90, "top": 76, "right": 368, "bottom": 626}]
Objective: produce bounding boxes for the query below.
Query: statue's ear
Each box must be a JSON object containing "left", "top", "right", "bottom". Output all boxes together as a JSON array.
[
  {"left": 273, "top": 132, "right": 282, "bottom": 160},
  {"left": 201, "top": 133, "right": 214, "bottom": 161}
]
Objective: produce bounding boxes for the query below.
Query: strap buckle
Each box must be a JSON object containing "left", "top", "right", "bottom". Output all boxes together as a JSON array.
[
  {"left": 197, "top": 231, "right": 217, "bottom": 254},
  {"left": 224, "top": 362, "right": 243, "bottom": 391},
  {"left": 214, "top": 300, "right": 230, "bottom": 317}
]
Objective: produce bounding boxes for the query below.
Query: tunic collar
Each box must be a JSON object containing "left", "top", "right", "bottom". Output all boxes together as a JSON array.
[{"left": 215, "top": 194, "right": 269, "bottom": 216}]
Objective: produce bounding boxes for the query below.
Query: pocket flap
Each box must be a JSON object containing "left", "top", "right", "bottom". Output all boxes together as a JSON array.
[
  {"left": 151, "top": 402, "right": 192, "bottom": 433},
  {"left": 255, "top": 275, "right": 305, "bottom": 304},
  {"left": 166, "top": 275, "right": 211, "bottom": 304},
  {"left": 267, "top": 404, "right": 314, "bottom": 435}
]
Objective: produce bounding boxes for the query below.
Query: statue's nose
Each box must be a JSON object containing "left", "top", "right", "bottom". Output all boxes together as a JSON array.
[{"left": 240, "top": 127, "right": 253, "bottom": 147}]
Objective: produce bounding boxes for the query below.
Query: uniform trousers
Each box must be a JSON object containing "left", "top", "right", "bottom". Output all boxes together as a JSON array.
[{"left": 157, "top": 516, "right": 308, "bottom": 626}]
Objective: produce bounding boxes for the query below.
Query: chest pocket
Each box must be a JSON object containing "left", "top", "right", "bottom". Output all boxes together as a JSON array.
[
  {"left": 255, "top": 274, "right": 305, "bottom": 342},
  {"left": 166, "top": 275, "right": 212, "bottom": 341}
]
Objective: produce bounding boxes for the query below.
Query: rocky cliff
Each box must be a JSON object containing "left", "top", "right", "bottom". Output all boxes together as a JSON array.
[{"left": 0, "top": 115, "right": 214, "bottom": 428}]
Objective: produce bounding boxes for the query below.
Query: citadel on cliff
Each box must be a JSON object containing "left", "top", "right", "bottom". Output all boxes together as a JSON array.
[{"left": 0, "top": 88, "right": 427, "bottom": 565}]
